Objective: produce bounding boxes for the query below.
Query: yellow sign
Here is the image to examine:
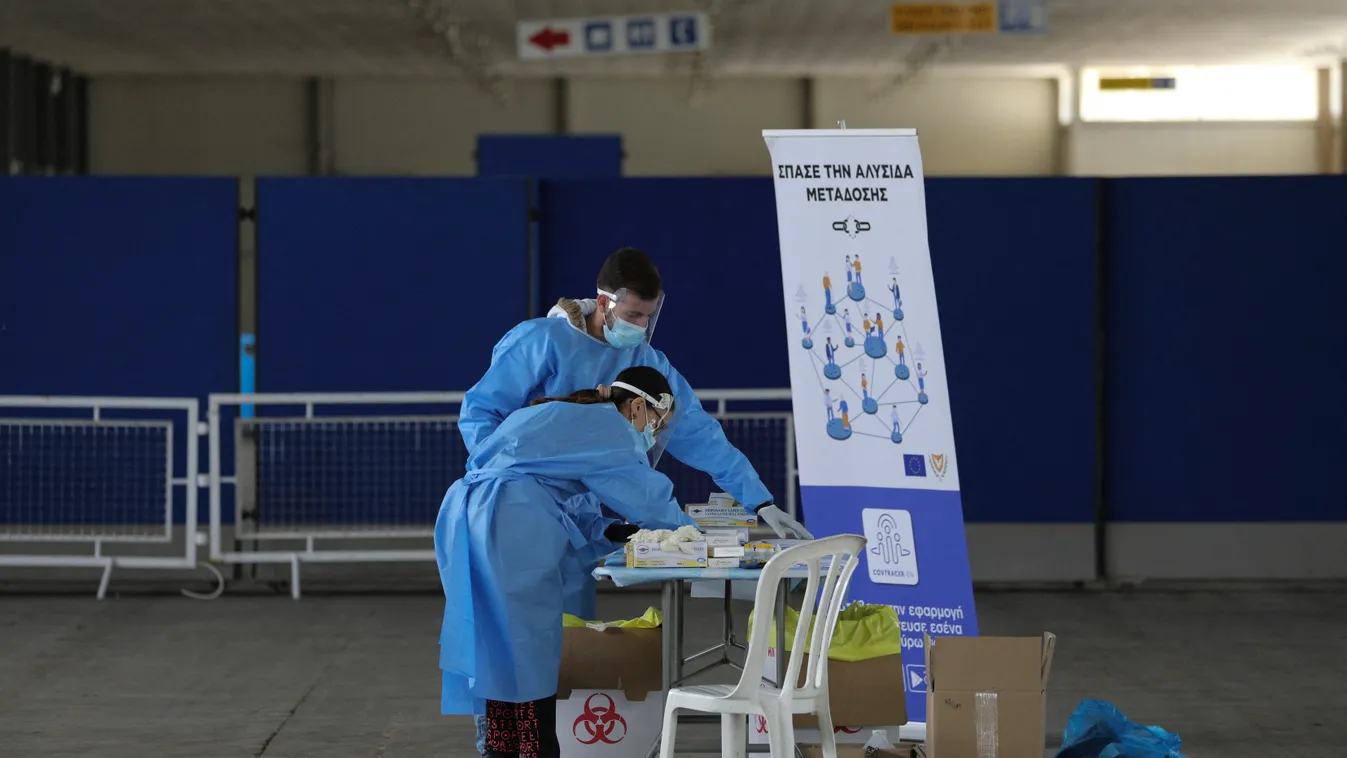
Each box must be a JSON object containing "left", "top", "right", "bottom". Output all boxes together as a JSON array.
[
  {"left": 891, "top": 2, "right": 998, "bottom": 35},
  {"left": 1099, "top": 77, "right": 1178, "bottom": 91}
]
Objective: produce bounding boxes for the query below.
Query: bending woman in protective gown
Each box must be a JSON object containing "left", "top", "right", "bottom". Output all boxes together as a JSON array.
[{"left": 435, "top": 365, "right": 696, "bottom": 758}]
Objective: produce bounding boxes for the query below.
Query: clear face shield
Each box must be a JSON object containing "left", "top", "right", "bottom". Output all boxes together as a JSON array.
[
  {"left": 597, "top": 288, "right": 665, "bottom": 347},
  {"left": 609, "top": 379, "right": 679, "bottom": 467}
]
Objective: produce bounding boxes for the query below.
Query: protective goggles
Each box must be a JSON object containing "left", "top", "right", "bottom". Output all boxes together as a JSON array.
[{"left": 610, "top": 380, "right": 674, "bottom": 433}]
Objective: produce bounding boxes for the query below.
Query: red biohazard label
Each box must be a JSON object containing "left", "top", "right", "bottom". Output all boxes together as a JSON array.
[{"left": 573, "top": 693, "right": 628, "bottom": 745}]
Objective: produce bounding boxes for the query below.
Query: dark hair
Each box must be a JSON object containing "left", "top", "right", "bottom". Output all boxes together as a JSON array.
[
  {"left": 597, "top": 247, "right": 662, "bottom": 301},
  {"left": 530, "top": 366, "right": 674, "bottom": 410}
]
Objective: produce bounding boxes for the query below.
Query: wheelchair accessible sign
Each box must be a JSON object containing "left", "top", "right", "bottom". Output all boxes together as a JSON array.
[{"left": 517, "top": 12, "right": 711, "bottom": 61}]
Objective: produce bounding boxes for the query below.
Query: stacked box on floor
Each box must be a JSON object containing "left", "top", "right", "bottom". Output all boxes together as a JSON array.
[
  {"left": 924, "top": 632, "right": 1056, "bottom": 758},
  {"left": 556, "top": 614, "right": 665, "bottom": 758}
]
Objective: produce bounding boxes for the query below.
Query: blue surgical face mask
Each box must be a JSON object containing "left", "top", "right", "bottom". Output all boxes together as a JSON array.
[
  {"left": 604, "top": 315, "right": 647, "bottom": 349},
  {"left": 637, "top": 423, "right": 657, "bottom": 453}
]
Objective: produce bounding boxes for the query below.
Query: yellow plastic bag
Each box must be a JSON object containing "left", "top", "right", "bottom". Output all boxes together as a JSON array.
[
  {"left": 561, "top": 606, "right": 663, "bottom": 631},
  {"left": 748, "top": 602, "right": 902, "bottom": 662}
]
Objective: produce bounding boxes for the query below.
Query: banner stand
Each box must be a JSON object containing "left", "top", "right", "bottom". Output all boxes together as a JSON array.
[{"left": 762, "top": 127, "right": 980, "bottom": 730}]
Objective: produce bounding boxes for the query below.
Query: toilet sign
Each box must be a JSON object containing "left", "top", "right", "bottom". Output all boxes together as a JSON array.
[{"left": 517, "top": 12, "right": 710, "bottom": 61}]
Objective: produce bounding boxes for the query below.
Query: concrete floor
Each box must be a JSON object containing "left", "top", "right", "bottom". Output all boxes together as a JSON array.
[{"left": 0, "top": 583, "right": 1343, "bottom": 758}]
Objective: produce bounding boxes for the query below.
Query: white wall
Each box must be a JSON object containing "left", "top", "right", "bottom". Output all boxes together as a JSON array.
[
  {"left": 87, "top": 75, "right": 1061, "bottom": 177},
  {"left": 1068, "top": 122, "right": 1319, "bottom": 176},
  {"left": 812, "top": 77, "right": 1061, "bottom": 176},
  {"left": 89, "top": 76, "right": 310, "bottom": 176},
  {"left": 568, "top": 78, "right": 806, "bottom": 176},
  {"left": 87, "top": 75, "right": 1325, "bottom": 178},
  {"left": 332, "top": 78, "right": 555, "bottom": 176}
]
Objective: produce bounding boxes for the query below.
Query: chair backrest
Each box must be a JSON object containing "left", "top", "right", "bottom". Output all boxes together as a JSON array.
[{"left": 729, "top": 534, "right": 866, "bottom": 704}]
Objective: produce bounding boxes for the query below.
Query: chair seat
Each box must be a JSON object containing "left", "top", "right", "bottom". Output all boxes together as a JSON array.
[{"left": 668, "top": 684, "right": 823, "bottom": 716}]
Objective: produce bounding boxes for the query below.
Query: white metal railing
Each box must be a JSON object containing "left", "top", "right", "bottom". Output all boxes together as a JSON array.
[
  {"left": 208, "top": 389, "right": 797, "bottom": 598},
  {"left": 0, "top": 395, "right": 220, "bottom": 599}
]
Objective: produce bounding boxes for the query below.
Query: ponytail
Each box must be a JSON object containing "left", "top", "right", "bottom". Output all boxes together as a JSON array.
[{"left": 530, "top": 386, "right": 639, "bottom": 408}]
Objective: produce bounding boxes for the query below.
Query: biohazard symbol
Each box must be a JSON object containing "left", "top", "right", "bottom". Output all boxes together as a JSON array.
[{"left": 573, "top": 693, "right": 628, "bottom": 745}]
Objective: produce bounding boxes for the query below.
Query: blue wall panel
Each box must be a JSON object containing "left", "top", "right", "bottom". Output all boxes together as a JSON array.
[
  {"left": 539, "top": 178, "right": 786, "bottom": 391},
  {"left": 926, "top": 178, "right": 1098, "bottom": 523},
  {"left": 0, "top": 177, "right": 237, "bottom": 397},
  {"left": 477, "top": 135, "right": 623, "bottom": 179},
  {"left": 255, "top": 178, "right": 531, "bottom": 393},
  {"left": 0, "top": 176, "right": 238, "bottom": 526},
  {"left": 1105, "top": 176, "right": 1347, "bottom": 521}
]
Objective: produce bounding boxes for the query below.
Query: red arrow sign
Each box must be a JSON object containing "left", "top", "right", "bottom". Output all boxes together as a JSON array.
[{"left": 528, "top": 27, "right": 571, "bottom": 52}]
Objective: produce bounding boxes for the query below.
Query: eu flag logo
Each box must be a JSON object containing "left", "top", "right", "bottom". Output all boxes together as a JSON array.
[{"left": 903, "top": 454, "right": 927, "bottom": 477}]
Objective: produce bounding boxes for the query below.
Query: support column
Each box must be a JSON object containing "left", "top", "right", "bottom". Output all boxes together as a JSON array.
[
  {"left": 1315, "top": 67, "right": 1333, "bottom": 173},
  {"left": 551, "top": 77, "right": 568, "bottom": 134},
  {"left": 0, "top": 49, "right": 13, "bottom": 174},
  {"left": 305, "top": 76, "right": 335, "bottom": 176},
  {"left": 800, "top": 77, "right": 814, "bottom": 129},
  {"left": 1055, "top": 67, "right": 1079, "bottom": 176},
  {"left": 1340, "top": 61, "right": 1347, "bottom": 174}
]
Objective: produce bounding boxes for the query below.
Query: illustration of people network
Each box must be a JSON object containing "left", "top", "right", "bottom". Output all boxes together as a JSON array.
[{"left": 797, "top": 254, "right": 931, "bottom": 443}]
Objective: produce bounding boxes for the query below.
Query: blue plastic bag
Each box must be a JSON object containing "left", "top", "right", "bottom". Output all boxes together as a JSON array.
[{"left": 1055, "top": 699, "right": 1188, "bottom": 758}]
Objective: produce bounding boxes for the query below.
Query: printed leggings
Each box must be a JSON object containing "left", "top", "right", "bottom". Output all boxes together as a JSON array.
[{"left": 484, "top": 696, "right": 560, "bottom": 758}]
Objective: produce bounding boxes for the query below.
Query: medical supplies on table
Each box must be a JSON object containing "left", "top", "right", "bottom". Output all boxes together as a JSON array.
[
  {"left": 685, "top": 503, "right": 758, "bottom": 528},
  {"left": 623, "top": 525, "right": 708, "bottom": 568},
  {"left": 685, "top": 496, "right": 754, "bottom": 545}
]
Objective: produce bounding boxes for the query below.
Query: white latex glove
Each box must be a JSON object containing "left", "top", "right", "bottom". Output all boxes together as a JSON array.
[{"left": 758, "top": 504, "right": 814, "bottom": 540}]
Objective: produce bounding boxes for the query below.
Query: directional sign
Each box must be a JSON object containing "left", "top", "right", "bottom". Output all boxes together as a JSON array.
[
  {"left": 517, "top": 12, "right": 711, "bottom": 61},
  {"left": 890, "top": 0, "right": 1047, "bottom": 35},
  {"left": 998, "top": 0, "right": 1047, "bottom": 34},
  {"left": 891, "top": 2, "right": 997, "bottom": 35}
]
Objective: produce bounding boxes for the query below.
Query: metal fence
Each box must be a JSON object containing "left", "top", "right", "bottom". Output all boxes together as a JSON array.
[
  {"left": 208, "top": 389, "right": 795, "bottom": 598},
  {"left": 0, "top": 395, "right": 213, "bottom": 599}
]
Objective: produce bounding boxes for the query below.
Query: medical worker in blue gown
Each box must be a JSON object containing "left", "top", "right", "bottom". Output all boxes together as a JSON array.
[
  {"left": 436, "top": 366, "right": 696, "bottom": 758},
  {"left": 459, "top": 247, "right": 813, "bottom": 756}
]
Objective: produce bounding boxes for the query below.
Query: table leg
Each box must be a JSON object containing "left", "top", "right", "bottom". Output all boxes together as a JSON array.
[
  {"left": 674, "top": 579, "right": 685, "bottom": 683},
  {"left": 775, "top": 579, "right": 788, "bottom": 689},
  {"left": 648, "top": 580, "right": 679, "bottom": 758}
]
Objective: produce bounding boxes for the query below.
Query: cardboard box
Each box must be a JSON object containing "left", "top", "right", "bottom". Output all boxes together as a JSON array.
[
  {"left": 710, "top": 545, "right": 745, "bottom": 558},
  {"left": 924, "top": 633, "right": 1056, "bottom": 758},
  {"left": 686, "top": 503, "right": 758, "bottom": 528},
  {"left": 557, "top": 625, "right": 664, "bottom": 758},
  {"left": 749, "top": 644, "right": 907, "bottom": 745},
  {"left": 623, "top": 540, "right": 707, "bottom": 568},
  {"left": 706, "top": 557, "right": 740, "bottom": 569}
]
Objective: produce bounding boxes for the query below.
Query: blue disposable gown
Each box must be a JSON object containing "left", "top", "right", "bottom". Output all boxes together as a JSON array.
[
  {"left": 458, "top": 317, "right": 774, "bottom": 618},
  {"left": 436, "top": 401, "right": 695, "bottom": 716}
]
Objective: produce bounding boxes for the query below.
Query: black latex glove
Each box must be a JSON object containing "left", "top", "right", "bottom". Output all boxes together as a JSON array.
[{"left": 604, "top": 523, "right": 641, "bottom": 543}]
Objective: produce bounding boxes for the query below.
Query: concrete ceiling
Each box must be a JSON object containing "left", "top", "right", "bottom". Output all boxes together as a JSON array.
[{"left": 1, "top": 0, "right": 1346, "bottom": 78}]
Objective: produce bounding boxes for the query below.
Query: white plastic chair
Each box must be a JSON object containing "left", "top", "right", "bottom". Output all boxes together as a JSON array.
[{"left": 658, "top": 534, "right": 867, "bottom": 758}]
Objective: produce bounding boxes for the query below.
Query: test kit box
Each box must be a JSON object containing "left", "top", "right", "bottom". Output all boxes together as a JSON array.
[
  {"left": 924, "top": 632, "right": 1056, "bottom": 758},
  {"left": 557, "top": 625, "right": 664, "bottom": 758},
  {"left": 703, "top": 532, "right": 744, "bottom": 548},
  {"left": 686, "top": 503, "right": 758, "bottom": 528},
  {"left": 623, "top": 540, "right": 707, "bottom": 568}
]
